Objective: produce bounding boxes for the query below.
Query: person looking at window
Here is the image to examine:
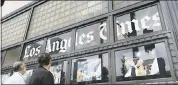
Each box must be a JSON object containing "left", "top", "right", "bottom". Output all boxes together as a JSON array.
[
  {"left": 28, "top": 53, "right": 54, "bottom": 85},
  {"left": 4, "top": 61, "right": 27, "bottom": 84}
]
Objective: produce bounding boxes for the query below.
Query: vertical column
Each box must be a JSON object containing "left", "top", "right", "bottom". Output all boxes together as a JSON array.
[
  {"left": 71, "top": 29, "right": 77, "bottom": 52},
  {"left": 66, "top": 58, "right": 72, "bottom": 84},
  {"left": 108, "top": 0, "right": 114, "bottom": 43},
  {"left": 23, "top": 7, "right": 34, "bottom": 40},
  {"left": 110, "top": 50, "right": 116, "bottom": 84},
  {"left": 20, "top": 7, "right": 34, "bottom": 61},
  {"left": 159, "top": 1, "right": 178, "bottom": 48},
  {"left": 41, "top": 38, "right": 48, "bottom": 53}
]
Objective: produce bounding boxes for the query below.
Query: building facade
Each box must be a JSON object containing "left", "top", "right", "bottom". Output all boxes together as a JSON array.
[{"left": 1, "top": 0, "right": 178, "bottom": 84}]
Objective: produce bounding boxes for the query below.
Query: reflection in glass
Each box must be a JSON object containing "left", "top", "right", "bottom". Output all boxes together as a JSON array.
[
  {"left": 45, "top": 32, "right": 72, "bottom": 57},
  {"left": 115, "top": 42, "right": 171, "bottom": 81},
  {"left": 50, "top": 61, "right": 67, "bottom": 84},
  {"left": 71, "top": 53, "right": 109, "bottom": 84},
  {"left": 22, "top": 40, "right": 44, "bottom": 62},
  {"left": 116, "top": 6, "right": 162, "bottom": 40},
  {"left": 1, "top": 51, "right": 6, "bottom": 65},
  {"left": 75, "top": 21, "right": 107, "bottom": 49},
  {"left": 3, "top": 47, "right": 21, "bottom": 67}
]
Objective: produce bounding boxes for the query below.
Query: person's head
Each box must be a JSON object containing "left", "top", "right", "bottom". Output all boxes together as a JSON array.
[
  {"left": 13, "top": 61, "right": 26, "bottom": 74},
  {"left": 37, "top": 53, "right": 52, "bottom": 70}
]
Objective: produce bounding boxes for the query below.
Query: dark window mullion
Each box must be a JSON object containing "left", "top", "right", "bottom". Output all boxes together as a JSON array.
[{"left": 23, "top": 6, "right": 34, "bottom": 40}]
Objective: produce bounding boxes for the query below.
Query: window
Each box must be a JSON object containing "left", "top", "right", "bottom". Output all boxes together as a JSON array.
[
  {"left": 71, "top": 53, "right": 109, "bottom": 84},
  {"left": 2, "top": 11, "right": 30, "bottom": 47},
  {"left": 22, "top": 40, "right": 44, "bottom": 62},
  {"left": 115, "top": 6, "right": 162, "bottom": 40},
  {"left": 75, "top": 21, "right": 107, "bottom": 50},
  {"left": 115, "top": 42, "right": 171, "bottom": 81},
  {"left": 45, "top": 32, "right": 72, "bottom": 57},
  {"left": 50, "top": 61, "right": 68, "bottom": 84},
  {"left": 3, "top": 47, "right": 21, "bottom": 67},
  {"left": 28, "top": 1, "right": 108, "bottom": 39}
]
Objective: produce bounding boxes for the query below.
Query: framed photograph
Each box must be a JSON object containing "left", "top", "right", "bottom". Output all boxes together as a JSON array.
[
  {"left": 76, "top": 58, "right": 102, "bottom": 82},
  {"left": 49, "top": 62, "right": 63, "bottom": 84}
]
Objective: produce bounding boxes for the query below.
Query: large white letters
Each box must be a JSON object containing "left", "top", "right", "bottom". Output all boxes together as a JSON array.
[
  {"left": 78, "top": 31, "right": 94, "bottom": 45},
  {"left": 46, "top": 38, "right": 71, "bottom": 53},
  {"left": 100, "top": 22, "right": 107, "bottom": 40},
  {"left": 141, "top": 16, "right": 151, "bottom": 29},
  {"left": 79, "top": 33, "right": 85, "bottom": 45},
  {"left": 46, "top": 39, "right": 52, "bottom": 52},
  {"left": 52, "top": 41, "right": 60, "bottom": 52},
  {"left": 152, "top": 12, "right": 160, "bottom": 27},
  {"left": 59, "top": 39, "right": 67, "bottom": 52},
  {"left": 36, "top": 46, "right": 41, "bottom": 56},
  {"left": 132, "top": 19, "right": 140, "bottom": 31},
  {"left": 86, "top": 31, "right": 94, "bottom": 43},
  {"left": 76, "top": 22, "right": 107, "bottom": 47},
  {"left": 23, "top": 46, "right": 31, "bottom": 59},
  {"left": 116, "top": 12, "right": 160, "bottom": 36},
  {"left": 24, "top": 45, "right": 41, "bottom": 59}
]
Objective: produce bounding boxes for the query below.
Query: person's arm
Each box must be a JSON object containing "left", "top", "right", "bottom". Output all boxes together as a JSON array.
[{"left": 42, "top": 71, "right": 54, "bottom": 84}]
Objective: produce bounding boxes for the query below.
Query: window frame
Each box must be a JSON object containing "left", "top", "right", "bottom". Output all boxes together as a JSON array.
[{"left": 111, "top": 39, "right": 176, "bottom": 84}]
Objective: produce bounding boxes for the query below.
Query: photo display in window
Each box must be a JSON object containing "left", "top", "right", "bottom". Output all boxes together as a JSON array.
[
  {"left": 75, "top": 21, "right": 107, "bottom": 50},
  {"left": 45, "top": 32, "right": 72, "bottom": 57},
  {"left": 115, "top": 42, "right": 171, "bottom": 81},
  {"left": 71, "top": 53, "right": 109, "bottom": 84},
  {"left": 115, "top": 6, "right": 162, "bottom": 40},
  {"left": 49, "top": 61, "right": 67, "bottom": 84},
  {"left": 22, "top": 40, "right": 44, "bottom": 62}
]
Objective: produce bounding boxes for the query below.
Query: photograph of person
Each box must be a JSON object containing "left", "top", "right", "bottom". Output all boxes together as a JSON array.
[
  {"left": 123, "top": 46, "right": 160, "bottom": 77},
  {"left": 49, "top": 62, "right": 63, "bottom": 84},
  {"left": 76, "top": 58, "right": 102, "bottom": 82}
]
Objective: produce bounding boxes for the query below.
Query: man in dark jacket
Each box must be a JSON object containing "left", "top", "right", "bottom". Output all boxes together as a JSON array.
[{"left": 28, "top": 53, "right": 54, "bottom": 85}]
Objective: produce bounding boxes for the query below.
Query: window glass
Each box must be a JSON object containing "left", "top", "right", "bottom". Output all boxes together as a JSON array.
[
  {"left": 27, "top": 1, "right": 108, "bottom": 39},
  {"left": 71, "top": 53, "right": 109, "bottom": 84},
  {"left": 3, "top": 47, "right": 21, "bottom": 67},
  {"left": 2, "top": 11, "right": 30, "bottom": 47},
  {"left": 113, "top": 1, "right": 140, "bottom": 10},
  {"left": 115, "top": 42, "right": 171, "bottom": 81},
  {"left": 75, "top": 21, "right": 107, "bottom": 49},
  {"left": 50, "top": 61, "right": 67, "bottom": 84},
  {"left": 115, "top": 6, "right": 162, "bottom": 40},
  {"left": 45, "top": 32, "right": 72, "bottom": 57},
  {"left": 22, "top": 40, "right": 44, "bottom": 62}
]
